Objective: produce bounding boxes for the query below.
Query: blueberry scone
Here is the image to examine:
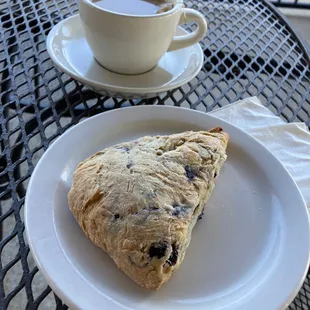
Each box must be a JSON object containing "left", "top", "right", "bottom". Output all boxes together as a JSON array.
[{"left": 68, "top": 129, "right": 229, "bottom": 290}]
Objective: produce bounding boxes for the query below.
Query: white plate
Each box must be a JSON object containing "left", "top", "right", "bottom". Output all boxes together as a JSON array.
[
  {"left": 46, "top": 15, "right": 204, "bottom": 99},
  {"left": 25, "top": 106, "right": 310, "bottom": 310}
]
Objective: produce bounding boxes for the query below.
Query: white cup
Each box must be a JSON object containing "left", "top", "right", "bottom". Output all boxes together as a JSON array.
[{"left": 79, "top": 0, "right": 207, "bottom": 75}]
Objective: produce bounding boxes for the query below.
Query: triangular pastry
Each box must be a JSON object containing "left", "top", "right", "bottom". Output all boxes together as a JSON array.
[{"left": 68, "top": 128, "right": 229, "bottom": 290}]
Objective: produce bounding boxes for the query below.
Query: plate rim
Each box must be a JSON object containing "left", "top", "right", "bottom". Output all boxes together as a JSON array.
[
  {"left": 46, "top": 14, "right": 204, "bottom": 95},
  {"left": 25, "top": 106, "right": 310, "bottom": 310}
]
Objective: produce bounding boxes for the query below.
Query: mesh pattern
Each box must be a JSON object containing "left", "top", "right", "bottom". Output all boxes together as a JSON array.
[
  {"left": 270, "top": 0, "right": 310, "bottom": 9},
  {"left": 0, "top": 0, "right": 309, "bottom": 308}
]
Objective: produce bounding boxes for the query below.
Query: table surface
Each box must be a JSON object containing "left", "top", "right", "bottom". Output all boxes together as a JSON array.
[{"left": 0, "top": 0, "right": 309, "bottom": 309}]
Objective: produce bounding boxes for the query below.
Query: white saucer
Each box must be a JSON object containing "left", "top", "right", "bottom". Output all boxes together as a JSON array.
[
  {"left": 46, "top": 15, "right": 204, "bottom": 99},
  {"left": 25, "top": 107, "right": 310, "bottom": 310}
]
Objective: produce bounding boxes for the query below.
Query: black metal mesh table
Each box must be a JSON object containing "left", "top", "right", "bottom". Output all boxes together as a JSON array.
[{"left": 0, "top": 0, "right": 310, "bottom": 309}]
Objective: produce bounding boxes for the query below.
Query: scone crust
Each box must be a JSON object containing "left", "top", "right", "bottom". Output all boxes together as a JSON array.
[{"left": 68, "top": 129, "right": 228, "bottom": 290}]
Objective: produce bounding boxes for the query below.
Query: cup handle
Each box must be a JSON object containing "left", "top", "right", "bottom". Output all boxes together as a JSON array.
[{"left": 168, "top": 8, "right": 207, "bottom": 52}]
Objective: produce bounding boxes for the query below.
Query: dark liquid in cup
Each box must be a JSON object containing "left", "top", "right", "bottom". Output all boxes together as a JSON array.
[{"left": 93, "top": 0, "right": 173, "bottom": 16}]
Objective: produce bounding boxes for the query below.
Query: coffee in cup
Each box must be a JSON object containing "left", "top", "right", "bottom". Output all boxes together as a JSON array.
[{"left": 93, "top": 0, "right": 174, "bottom": 16}]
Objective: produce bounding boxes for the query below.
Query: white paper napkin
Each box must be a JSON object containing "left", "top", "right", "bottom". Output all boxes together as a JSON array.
[{"left": 210, "top": 96, "right": 310, "bottom": 209}]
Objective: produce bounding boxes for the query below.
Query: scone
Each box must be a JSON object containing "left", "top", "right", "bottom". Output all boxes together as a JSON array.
[{"left": 68, "top": 129, "right": 229, "bottom": 290}]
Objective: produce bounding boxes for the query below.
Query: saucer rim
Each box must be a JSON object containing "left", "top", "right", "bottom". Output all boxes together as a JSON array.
[{"left": 46, "top": 14, "right": 204, "bottom": 95}]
